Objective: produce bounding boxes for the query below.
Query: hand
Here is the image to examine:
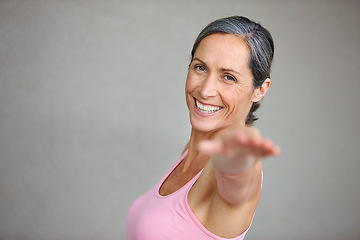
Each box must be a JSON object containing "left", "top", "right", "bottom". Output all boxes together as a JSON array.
[{"left": 198, "top": 126, "right": 280, "bottom": 174}]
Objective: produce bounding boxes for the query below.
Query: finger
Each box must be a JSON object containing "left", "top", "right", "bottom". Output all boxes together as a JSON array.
[
  {"left": 231, "top": 136, "right": 280, "bottom": 158},
  {"left": 273, "top": 147, "right": 281, "bottom": 156},
  {"left": 234, "top": 128, "right": 261, "bottom": 145},
  {"left": 256, "top": 139, "right": 281, "bottom": 157}
]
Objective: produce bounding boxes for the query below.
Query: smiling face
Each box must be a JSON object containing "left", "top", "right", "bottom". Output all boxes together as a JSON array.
[{"left": 185, "top": 33, "right": 263, "bottom": 133}]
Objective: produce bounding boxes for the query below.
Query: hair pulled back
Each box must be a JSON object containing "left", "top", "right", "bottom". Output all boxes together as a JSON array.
[{"left": 190, "top": 16, "right": 274, "bottom": 125}]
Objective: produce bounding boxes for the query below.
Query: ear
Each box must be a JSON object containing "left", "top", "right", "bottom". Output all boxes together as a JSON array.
[{"left": 251, "top": 78, "right": 271, "bottom": 103}]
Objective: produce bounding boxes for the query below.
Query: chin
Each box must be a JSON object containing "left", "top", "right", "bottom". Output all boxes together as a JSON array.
[{"left": 189, "top": 117, "right": 221, "bottom": 133}]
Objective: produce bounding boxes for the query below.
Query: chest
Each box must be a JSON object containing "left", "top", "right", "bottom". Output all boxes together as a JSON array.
[{"left": 159, "top": 166, "right": 200, "bottom": 196}]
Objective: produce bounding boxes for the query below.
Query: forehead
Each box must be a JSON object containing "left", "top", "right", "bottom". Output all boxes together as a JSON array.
[{"left": 194, "top": 33, "right": 251, "bottom": 70}]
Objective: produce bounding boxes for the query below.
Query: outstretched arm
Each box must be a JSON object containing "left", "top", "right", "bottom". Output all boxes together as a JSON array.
[{"left": 199, "top": 126, "right": 280, "bottom": 206}]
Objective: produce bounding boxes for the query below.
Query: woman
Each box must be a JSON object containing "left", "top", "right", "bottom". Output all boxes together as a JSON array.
[{"left": 127, "top": 16, "right": 280, "bottom": 239}]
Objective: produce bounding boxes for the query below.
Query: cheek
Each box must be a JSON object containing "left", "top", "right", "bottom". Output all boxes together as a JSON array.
[
  {"left": 223, "top": 86, "right": 254, "bottom": 108},
  {"left": 224, "top": 87, "right": 243, "bottom": 104},
  {"left": 185, "top": 74, "right": 196, "bottom": 94}
]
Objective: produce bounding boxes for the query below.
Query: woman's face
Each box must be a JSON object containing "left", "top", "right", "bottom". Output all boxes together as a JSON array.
[{"left": 185, "top": 33, "right": 262, "bottom": 133}]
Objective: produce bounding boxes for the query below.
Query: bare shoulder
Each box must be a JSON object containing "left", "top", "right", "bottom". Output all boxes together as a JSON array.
[{"left": 187, "top": 161, "right": 263, "bottom": 238}]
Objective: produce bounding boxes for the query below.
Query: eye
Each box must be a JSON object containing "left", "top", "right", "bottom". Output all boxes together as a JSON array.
[
  {"left": 194, "top": 65, "right": 206, "bottom": 72},
  {"left": 224, "top": 74, "right": 237, "bottom": 82}
]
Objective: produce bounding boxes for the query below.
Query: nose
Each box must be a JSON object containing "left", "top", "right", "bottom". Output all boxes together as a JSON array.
[{"left": 199, "top": 75, "right": 218, "bottom": 99}]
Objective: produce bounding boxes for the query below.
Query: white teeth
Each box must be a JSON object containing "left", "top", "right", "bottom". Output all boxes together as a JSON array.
[{"left": 195, "top": 99, "right": 221, "bottom": 113}]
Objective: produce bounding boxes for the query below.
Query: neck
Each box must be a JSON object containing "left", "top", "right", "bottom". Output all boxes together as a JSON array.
[{"left": 180, "top": 128, "right": 220, "bottom": 173}]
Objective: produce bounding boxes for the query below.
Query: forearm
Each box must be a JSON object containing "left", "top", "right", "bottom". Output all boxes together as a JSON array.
[{"left": 212, "top": 157, "right": 262, "bottom": 206}]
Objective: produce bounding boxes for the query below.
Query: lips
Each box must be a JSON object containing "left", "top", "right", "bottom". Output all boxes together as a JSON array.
[{"left": 194, "top": 98, "right": 223, "bottom": 114}]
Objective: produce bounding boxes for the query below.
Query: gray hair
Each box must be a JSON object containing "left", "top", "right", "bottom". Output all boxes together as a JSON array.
[{"left": 190, "top": 16, "right": 274, "bottom": 125}]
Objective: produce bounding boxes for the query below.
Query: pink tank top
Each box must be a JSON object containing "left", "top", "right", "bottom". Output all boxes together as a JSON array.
[{"left": 126, "top": 150, "right": 255, "bottom": 240}]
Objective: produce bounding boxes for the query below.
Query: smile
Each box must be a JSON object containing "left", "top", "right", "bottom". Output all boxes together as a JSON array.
[{"left": 195, "top": 98, "right": 223, "bottom": 114}]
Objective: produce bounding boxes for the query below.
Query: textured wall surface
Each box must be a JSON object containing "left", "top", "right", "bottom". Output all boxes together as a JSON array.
[{"left": 0, "top": 0, "right": 359, "bottom": 239}]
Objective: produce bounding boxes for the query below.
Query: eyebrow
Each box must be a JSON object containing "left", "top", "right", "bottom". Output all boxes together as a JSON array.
[
  {"left": 192, "top": 57, "right": 207, "bottom": 67},
  {"left": 192, "top": 57, "right": 242, "bottom": 76}
]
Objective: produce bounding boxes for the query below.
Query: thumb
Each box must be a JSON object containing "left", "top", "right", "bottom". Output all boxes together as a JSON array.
[{"left": 198, "top": 139, "right": 222, "bottom": 155}]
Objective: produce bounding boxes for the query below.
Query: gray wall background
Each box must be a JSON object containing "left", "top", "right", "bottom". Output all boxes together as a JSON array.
[{"left": 0, "top": 0, "right": 359, "bottom": 239}]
